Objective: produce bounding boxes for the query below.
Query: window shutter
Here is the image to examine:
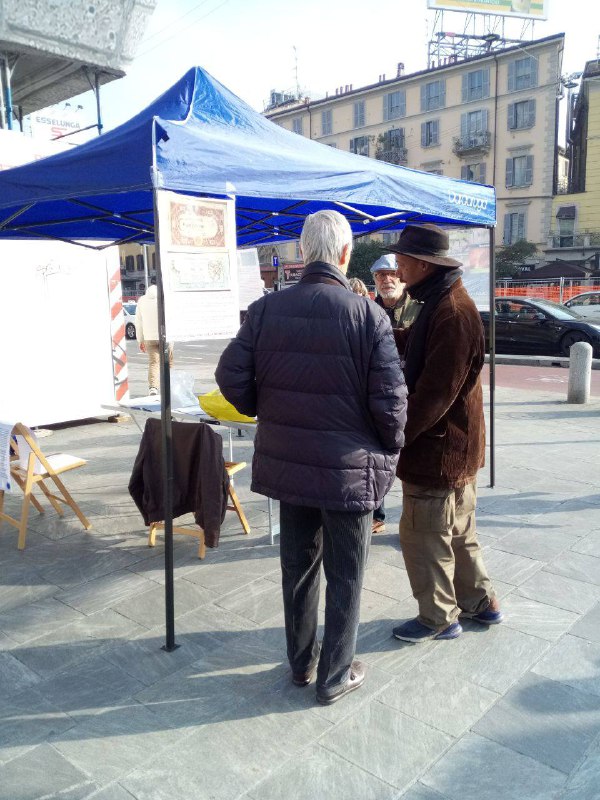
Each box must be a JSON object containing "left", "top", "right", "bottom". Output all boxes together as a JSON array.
[
  {"left": 525, "top": 155, "right": 534, "bottom": 185},
  {"left": 508, "top": 61, "right": 516, "bottom": 92},
  {"left": 383, "top": 96, "right": 389, "bottom": 122},
  {"left": 440, "top": 80, "right": 446, "bottom": 108},
  {"left": 460, "top": 113, "right": 468, "bottom": 138},
  {"left": 461, "top": 165, "right": 469, "bottom": 180},
  {"left": 503, "top": 214, "right": 512, "bottom": 244},
  {"left": 479, "top": 162, "right": 486, "bottom": 184},
  {"left": 420, "top": 84, "right": 427, "bottom": 112},
  {"left": 482, "top": 68, "right": 490, "bottom": 99},
  {"left": 517, "top": 213, "right": 526, "bottom": 241},
  {"left": 507, "top": 103, "right": 516, "bottom": 129},
  {"left": 399, "top": 126, "right": 405, "bottom": 147},
  {"left": 482, "top": 109, "right": 489, "bottom": 132},
  {"left": 506, "top": 158, "right": 514, "bottom": 187},
  {"left": 399, "top": 91, "right": 406, "bottom": 117},
  {"left": 530, "top": 57, "right": 538, "bottom": 88},
  {"left": 349, "top": 138, "right": 354, "bottom": 153},
  {"left": 421, "top": 122, "right": 427, "bottom": 146},
  {"left": 462, "top": 74, "right": 468, "bottom": 103},
  {"left": 527, "top": 99, "right": 536, "bottom": 127},
  {"left": 433, "top": 119, "right": 439, "bottom": 143}
]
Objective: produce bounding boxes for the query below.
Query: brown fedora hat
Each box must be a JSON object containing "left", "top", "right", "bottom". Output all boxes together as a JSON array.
[{"left": 384, "top": 223, "right": 462, "bottom": 268}]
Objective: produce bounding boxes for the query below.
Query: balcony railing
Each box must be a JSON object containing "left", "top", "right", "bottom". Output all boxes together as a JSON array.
[
  {"left": 547, "top": 231, "right": 600, "bottom": 248},
  {"left": 375, "top": 146, "right": 408, "bottom": 165},
  {"left": 452, "top": 131, "right": 491, "bottom": 156}
]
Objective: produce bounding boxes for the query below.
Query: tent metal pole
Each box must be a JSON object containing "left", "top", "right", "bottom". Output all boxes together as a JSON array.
[
  {"left": 489, "top": 226, "right": 496, "bottom": 489},
  {"left": 152, "top": 183, "right": 178, "bottom": 652}
]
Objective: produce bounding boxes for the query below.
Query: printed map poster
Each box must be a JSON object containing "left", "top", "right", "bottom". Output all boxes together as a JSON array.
[{"left": 155, "top": 191, "right": 239, "bottom": 341}]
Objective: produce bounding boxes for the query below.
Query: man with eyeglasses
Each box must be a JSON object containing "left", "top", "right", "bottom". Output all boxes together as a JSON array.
[{"left": 370, "top": 253, "right": 421, "bottom": 533}]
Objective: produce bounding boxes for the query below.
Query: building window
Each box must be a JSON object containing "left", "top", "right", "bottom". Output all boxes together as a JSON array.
[
  {"left": 294, "top": 241, "right": 302, "bottom": 260},
  {"left": 461, "top": 109, "right": 488, "bottom": 136},
  {"left": 353, "top": 100, "right": 365, "bottom": 128},
  {"left": 421, "top": 119, "right": 440, "bottom": 147},
  {"left": 462, "top": 68, "right": 490, "bottom": 102},
  {"left": 383, "top": 90, "right": 406, "bottom": 121},
  {"left": 136, "top": 254, "right": 144, "bottom": 271},
  {"left": 508, "top": 100, "right": 536, "bottom": 130},
  {"left": 506, "top": 155, "right": 533, "bottom": 187},
  {"left": 558, "top": 218, "right": 575, "bottom": 247},
  {"left": 508, "top": 56, "right": 538, "bottom": 91},
  {"left": 421, "top": 80, "right": 446, "bottom": 111},
  {"left": 292, "top": 117, "right": 303, "bottom": 135},
  {"left": 321, "top": 109, "right": 332, "bottom": 136},
  {"left": 349, "top": 135, "right": 370, "bottom": 156},
  {"left": 461, "top": 162, "right": 487, "bottom": 184},
  {"left": 125, "top": 255, "right": 134, "bottom": 271},
  {"left": 503, "top": 212, "right": 526, "bottom": 244},
  {"left": 382, "top": 232, "right": 399, "bottom": 245}
]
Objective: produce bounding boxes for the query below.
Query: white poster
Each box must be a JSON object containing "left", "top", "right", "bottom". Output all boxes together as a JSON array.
[
  {"left": 156, "top": 191, "right": 239, "bottom": 341},
  {"left": 447, "top": 227, "right": 491, "bottom": 311},
  {"left": 237, "top": 248, "right": 264, "bottom": 311}
]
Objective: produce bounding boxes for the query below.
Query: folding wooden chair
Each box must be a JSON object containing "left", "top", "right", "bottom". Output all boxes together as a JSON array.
[
  {"left": 148, "top": 460, "right": 251, "bottom": 559},
  {"left": 0, "top": 423, "right": 91, "bottom": 549}
]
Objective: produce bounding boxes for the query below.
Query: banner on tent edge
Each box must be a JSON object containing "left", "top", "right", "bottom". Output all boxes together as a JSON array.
[{"left": 155, "top": 191, "right": 239, "bottom": 341}]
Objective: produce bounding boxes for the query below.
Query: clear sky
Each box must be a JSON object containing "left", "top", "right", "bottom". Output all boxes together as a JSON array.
[{"left": 67, "top": 0, "right": 598, "bottom": 133}]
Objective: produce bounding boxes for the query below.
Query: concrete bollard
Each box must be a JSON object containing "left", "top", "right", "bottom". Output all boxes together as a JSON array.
[{"left": 567, "top": 341, "right": 593, "bottom": 404}]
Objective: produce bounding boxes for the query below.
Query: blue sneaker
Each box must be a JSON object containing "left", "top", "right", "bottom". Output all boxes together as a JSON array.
[
  {"left": 463, "top": 606, "right": 504, "bottom": 625},
  {"left": 393, "top": 618, "right": 462, "bottom": 643}
]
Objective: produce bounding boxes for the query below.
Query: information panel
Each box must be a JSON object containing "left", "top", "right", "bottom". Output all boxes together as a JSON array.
[{"left": 156, "top": 192, "right": 239, "bottom": 341}]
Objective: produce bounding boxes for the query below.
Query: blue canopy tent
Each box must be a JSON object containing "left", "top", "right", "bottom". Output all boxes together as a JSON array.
[
  {"left": 0, "top": 66, "right": 495, "bottom": 246},
  {"left": 0, "top": 67, "right": 497, "bottom": 649}
]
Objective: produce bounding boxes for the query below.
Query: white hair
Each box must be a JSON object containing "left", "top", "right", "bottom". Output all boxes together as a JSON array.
[{"left": 300, "top": 210, "right": 353, "bottom": 266}]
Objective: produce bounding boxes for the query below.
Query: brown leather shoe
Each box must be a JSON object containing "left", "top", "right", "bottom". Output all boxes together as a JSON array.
[
  {"left": 372, "top": 520, "right": 386, "bottom": 534},
  {"left": 316, "top": 660, "right": 365, "bottom": 705}
]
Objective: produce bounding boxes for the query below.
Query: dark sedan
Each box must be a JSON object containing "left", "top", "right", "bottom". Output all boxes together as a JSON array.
[{"left": 481, "top": 297, "right": 600, "bottom": 358}]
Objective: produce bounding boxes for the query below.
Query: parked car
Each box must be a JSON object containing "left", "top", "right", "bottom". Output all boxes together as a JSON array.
[
  {"left": 481, "top": 297, "right": 600, "bottom": 358},
  {"left": 123, "top": 302, "right": 137, "bottom": 340},
  {"left": 564, "top": 291, "right": 600, "bottom": 324}
]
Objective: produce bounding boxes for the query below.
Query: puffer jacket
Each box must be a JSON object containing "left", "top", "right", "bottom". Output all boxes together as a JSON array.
[{"left": 215, "top": 261, "right": 407, "bottom": 512}]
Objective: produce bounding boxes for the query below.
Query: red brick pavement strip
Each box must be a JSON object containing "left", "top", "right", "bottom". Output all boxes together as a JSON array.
[{"left": 482, "top": 364, "right": 600, "bottom": 396}]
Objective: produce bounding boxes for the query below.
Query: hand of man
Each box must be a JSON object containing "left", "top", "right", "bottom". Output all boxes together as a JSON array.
[{"left": 139, "top": 341, "right": 146, "bottom": 353}]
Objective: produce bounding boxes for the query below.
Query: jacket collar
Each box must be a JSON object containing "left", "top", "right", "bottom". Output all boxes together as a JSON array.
[{"left": 301, "top": 261, "right": 351, "bottom": 290}]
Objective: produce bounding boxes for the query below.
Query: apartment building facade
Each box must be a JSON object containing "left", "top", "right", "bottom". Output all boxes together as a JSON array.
[
  {"left": 548, "top": 58, "right": 600, "bottom": 263},
  {"left": 266, "top": 34, "right": 564, "bottom": 262}
]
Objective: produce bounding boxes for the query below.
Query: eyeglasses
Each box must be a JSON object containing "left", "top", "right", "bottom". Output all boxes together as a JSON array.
[{"left": 373, "top": 271, "right": 398, "bottom": 280}]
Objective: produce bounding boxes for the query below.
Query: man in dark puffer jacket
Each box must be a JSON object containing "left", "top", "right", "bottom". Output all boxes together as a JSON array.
[{"left": 216, "top": 210, "right": 407, "bottom": 706}]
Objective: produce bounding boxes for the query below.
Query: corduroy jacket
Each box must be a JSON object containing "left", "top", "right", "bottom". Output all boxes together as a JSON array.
[
  {"left": 215, "top": 261, "right": 407, "bottom": 512},
  {"left": 394, "top": 279, "right": 485, "bottom": 488}
]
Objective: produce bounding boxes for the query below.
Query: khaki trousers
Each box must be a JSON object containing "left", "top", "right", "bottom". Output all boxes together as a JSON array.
[
  {"left": 145, "top": 341, "right": 174, "bottom": 391},
  {"left": 400, "top": 480, "right": 494, "bottom": 630}
]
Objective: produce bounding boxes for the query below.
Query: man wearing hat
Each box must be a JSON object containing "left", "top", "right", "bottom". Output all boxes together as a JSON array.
[
  {"left": 385, "top": 223, "right": 502, "bottom": 643},
  {"left": 370, "top": 253, "right": 421, "bottom": 332},
  {"left": 370, "top": 253, "right": 421, "bottom": 533}
]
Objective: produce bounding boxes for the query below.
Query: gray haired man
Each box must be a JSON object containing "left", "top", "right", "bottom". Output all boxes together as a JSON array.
[{"left": 216, "top": 210, "right": 407, "bottom": 705}]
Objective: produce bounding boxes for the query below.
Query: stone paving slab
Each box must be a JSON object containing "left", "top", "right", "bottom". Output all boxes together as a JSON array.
[{"left": 0, "top": 385, "right": 600, "bottom": 799}]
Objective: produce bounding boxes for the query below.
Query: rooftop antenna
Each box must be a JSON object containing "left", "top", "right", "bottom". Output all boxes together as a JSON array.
[{"left": 293, "top": 45, "right": 300, "bottom": 99}]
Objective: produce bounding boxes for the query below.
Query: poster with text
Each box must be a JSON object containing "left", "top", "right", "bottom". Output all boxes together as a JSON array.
[
  {"left": 156, "top": 192, "right": 239, "bottom": 341},
  {"left": 447, "top": 227, "right": 491, "bottom": 311}
]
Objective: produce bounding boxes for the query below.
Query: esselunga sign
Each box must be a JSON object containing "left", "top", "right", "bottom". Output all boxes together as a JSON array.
[{"left": 427, "top": 0, "right": 548, "bottom": 20}]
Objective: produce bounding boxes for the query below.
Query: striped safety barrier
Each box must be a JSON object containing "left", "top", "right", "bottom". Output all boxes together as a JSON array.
[{"left": 108, "top": 265, "right": 130, "bottom": 402}]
